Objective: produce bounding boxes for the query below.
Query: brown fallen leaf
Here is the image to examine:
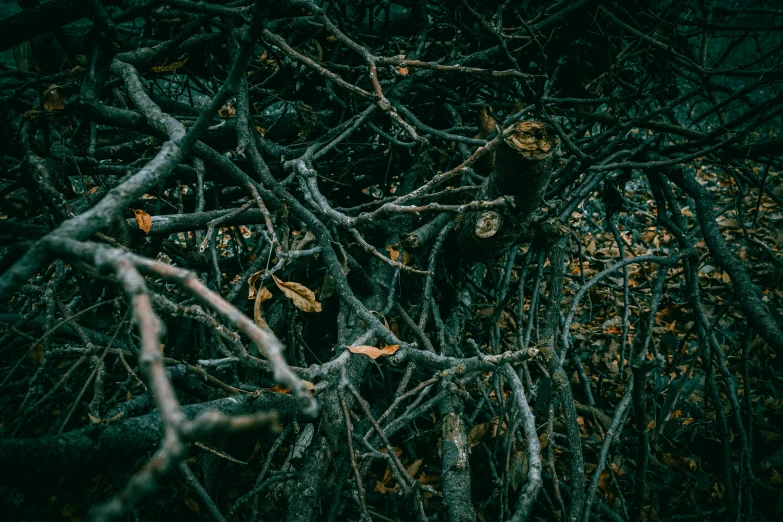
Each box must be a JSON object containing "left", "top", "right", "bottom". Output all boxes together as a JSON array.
[
  {"left": 661, "top": 453, "right": 696, "bottom": 472},
  {"left": 374, "top": 481, "right": 400, "bottom": 494},
  {"left": 347, "top": 344, "right": 401, "bottom": 359},
  {"left": 134, "top": 209, "right": 152, "bottom": 234},
  {"left": 477, "top": 105, "right": 496, "bottom": 138},
  {"left": 43, "top": 84, "right": 65, "bottom": 111},
  {"left": 406, "top": 458, "right": 423, "bottom": 477},
  {"left": 247, "top": 271, "right": 273, "bottom": 302},
  {"left": 417, "top": 473, "right": 441, "bottom": 485},
  {"left": 386, "top": 244, "right": 400, "bottom": 261},
  {"left": 271, "top": 273, "right": 322, "bottom": 312},
  {"left": 253, "top": 290, "right": 270, "bottom": 330},
  {"left": 468, "top": 418, "right": 498, "bottom": 447},
  {"left": 151, "top": 56, "right": 189, "bottom": 73},
  {"left": 29, "top": 344, "right": 43, "bottom": 364},
  {"left": 257, "top": 287, "right": 272, "bottom": 302}
]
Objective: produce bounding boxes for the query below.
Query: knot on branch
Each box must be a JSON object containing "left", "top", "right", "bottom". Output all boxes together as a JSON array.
[{"left": 474, "top": 211, "right": 502, "bottom": 238}]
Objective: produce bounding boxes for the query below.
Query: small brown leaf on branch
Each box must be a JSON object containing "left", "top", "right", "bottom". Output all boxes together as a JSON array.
[
  {"left": 271, "top": 274, "right": 322, "bottom": 312},
  {"left": 347, "top": 344, "right": 401, "bottom": 359},
  {"left": 134, "top": 209, "right": 152, "bottom": 233},
  {"left": 248, "top": 271, "right": 273, "bottom": 302},
  {"left": 151, "top": 56, "right": 189, "bottom": 73}
]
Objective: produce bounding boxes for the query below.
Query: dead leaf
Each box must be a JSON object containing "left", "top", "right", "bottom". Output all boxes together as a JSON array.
[
  {"left": 598, "top": 470, "right": 611, "bottom": 491},
  {"left": 374, "top": 481, "right": 400, "bottom": 494},
  {"left": 29, "top": 344, "right": 44, "bottom": 363},
  {"left": 183, "top": 498, "right": 200, "bottom": 515},
  {"left": 406, "top": 458, "right": 423, "bottom": 477},
  {"left": 661, "top": 453, "right": 696, "bottom": 472},
  {"left": 248, "top": 271, "right": 273, "bottom": 302},
  {"left": 380, "top": 447, "right": 403, "bottom": 457},
  {"left": 253, "top": 289, "right": 270, "bottom": 330},
  {"left": 477, "top": 105, "right": 496, "bottom": 138},
  {"left": 386, "top": 244, "right": 400, "bottom": 261},
  {"left": 418, "top": 473, "right": 441, "bottom": 485},
  {"left": 257, "top": 287, "right": 272, "bottom": 302},
  {"left": 151, "top": 56, "right": 189, "bottom": 73},
  {"left": 468, "top": 419, "right": 498, "bottom": 447},
  {"left": 262, "top": 384, "right": 290, "bottom": 394},
  {"left": 43, "top": 85, "right": 65, "bottom": 111},
  {"left": 508, "top": 450, "right": 528, "bottom": 490},
  {"left": 271, "top": 274, "right": 322, "bottom": 312},
  {"left": 347, "top": 344, "right": 401, "bottom": 359},
  {"left": 248, "top": 271, "right": 261, "bottom": 299},
  {"left": 134, "top": 209, "right": 152, "bottom": 233},
  {"left": 397, "top": 66, "right": 409, "bottom": 76}
]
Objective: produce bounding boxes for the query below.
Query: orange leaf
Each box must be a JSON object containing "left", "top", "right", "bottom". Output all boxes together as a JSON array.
[
  {"left": 397, "top": 66, "right": 409, "bottom": 76},
  {"left": 347, "top": 344, "right": 400, "bottom": 359},
  {"left": 262, "top": 384, "right": 290, "bottom": 394},
  {"left": 598, "top": 470, "right": 611, "bottom": 492},
  {"left": 386, "top": 244, "right": 400, "bottom": 261},
  {"left": 134, "top": 209, "right": 152, "bottom": 233},
  {"left": 271, "top": 274, "right": 321, "bottom": 312}
]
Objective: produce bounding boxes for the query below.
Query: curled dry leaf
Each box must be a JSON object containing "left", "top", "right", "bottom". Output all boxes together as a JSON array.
[
  {"left": 347, "top": 344, "right": 401, "bottom": 359},
  {"left": 253, "top": 288, "right": 273, "bottom": 331},
  {"left": 257, "top": 287, "right": 272, "bottom": 302},
  {"left": 386, "top": 244, "right": 400, "bottom": 261},
  {"left": 271, "top": 273, "right": 322, "bottom": 312},
  {"left": 247, "top": 271, "right": 272, "bottom": 302},
  {"left": 43, "top": 84, "right": 65, "bottom": 111},
  {"left": 134, "top": 209, "right": 152, "bottom": 234}
]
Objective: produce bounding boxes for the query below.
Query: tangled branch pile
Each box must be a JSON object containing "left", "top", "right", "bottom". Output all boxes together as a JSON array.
[{"left": 1, "top": 1, "right": 782, "bottom": 521}]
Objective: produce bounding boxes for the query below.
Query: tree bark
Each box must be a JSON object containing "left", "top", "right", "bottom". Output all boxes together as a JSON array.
[{"left": 456, "top": 121, "right": 559, "bottom": 258}]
